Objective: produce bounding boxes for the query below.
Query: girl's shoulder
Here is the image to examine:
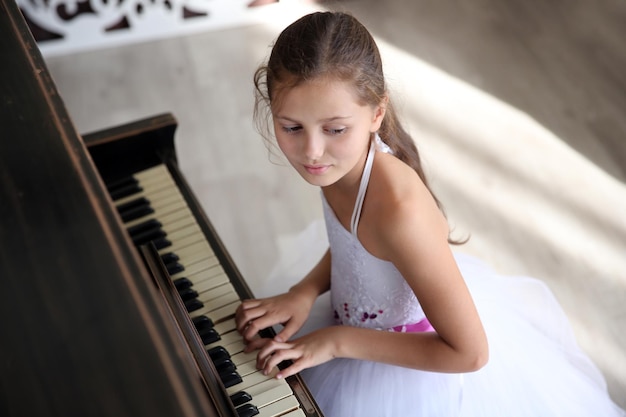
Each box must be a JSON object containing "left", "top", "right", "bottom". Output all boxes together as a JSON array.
[
  {"left": 359, "top": 151, "right": 448, "bottom": 260},
  {"left": 368, "top": 150, "right": 431, "bottom": 210}
]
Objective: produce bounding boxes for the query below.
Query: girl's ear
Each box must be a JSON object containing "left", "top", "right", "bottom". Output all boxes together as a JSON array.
[{"left": 370, "top": 95, "right": 388, "bottom": 132}]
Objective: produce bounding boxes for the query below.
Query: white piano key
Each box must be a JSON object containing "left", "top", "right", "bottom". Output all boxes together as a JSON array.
[
  {"left": 219, "top": 339, "right": 246, "bottom": 356},
  {"left": 114, "top": 183, "right": 169, "bottom": 205},
  {"left": 228, "top": 367, "right": 280, "bottom": 393},
  {"left": 257, "top": 395, "right": 300, "bottom": 417},
  {"left": 279, "top": 409, "right": 306, "bottom": 417},
  {"left": 192, "top": 289, "right": 239, "bottom": 317},
  {"left": 171, "top": 255, "right": 222, "bottom": 279},
  {"left": 132, "top": 209, "right": 193, "bottom": 234},
  {"left": 113, "top": 172, "right": 174, "bottom": 205},
  {"left": 141, "top": 193, "right": 190, "bottom": 216},
  {"left": 248, "top": 382, "right": 293, "bottom": 409},
  {"left": 242, "top": 378, "right": 292, "bottom": 404},
  {"left": 154, "top": 213, "right": 193, "bottom": 233},
  {"left": 118, "top": 189, "right": 185, "bottom": 213},
  {"left": 159, "top": 231, "right": 207, "bottom": 255},
  {"left": 190, "top": 300, "right": 238, "bottom": 323},
  {"left": 186, "top": 265, "right": 229, "bottom": 288},
  {"left": 136, "top": 171, "right": 175, "bottom": 187},
  {"left": 162, "top": 214, "right": 198, "bottom": 234},
  {"left": 161, "top": 240, "right": 215, "bottom": 266},
  {"left": 206, "top": 329, "right": 242, "bottom": 351},
  {"left": 134, "top": 164, "right": 171, "bottom": 183},
  {"left": 133, "top": 167, "right": 175, "bottom": 190},
  {"left": 231, "top": 379, "right": 296, "bottom": 414},
  {"left": 214, "top": 318, "right": 237, "bottom": 334},
  {"left": 198, "top": 282, "right": 237, "bottom": 303},
  {"left": 123, "top": 198, "right": 189, "bottom": 228},
  {"left": 204, "top": 289, "right": 240, "bottom": 312},
  {"left": 234, "top": 360, "right": 260, "bottom": 378},
  {"left": 232, "top": 350, "right": 258, "bottom": 366},
  {"left": 163, "top": 250, "right": 216, "bottom": 273},
  {"left": 191, "top": 271, "right": 230, "bottom": 293},
  {"left": 202, "top": 300, "right": 237, "bottom": 323},
  {"left": 123, "top": 182, "right": 176, "bottom": 202},
  {"left": 163, "top": 223, "right": 204, "bottom": 244}
]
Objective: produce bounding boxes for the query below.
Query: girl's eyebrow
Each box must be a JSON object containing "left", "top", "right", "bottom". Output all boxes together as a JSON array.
[{"left": 275, "top": 115, "right": 352, "bottom": 123}]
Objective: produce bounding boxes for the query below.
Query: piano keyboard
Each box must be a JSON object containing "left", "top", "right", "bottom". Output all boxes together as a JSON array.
[{"left": 107, "top": 164, "right": 308, "bottom": 417}]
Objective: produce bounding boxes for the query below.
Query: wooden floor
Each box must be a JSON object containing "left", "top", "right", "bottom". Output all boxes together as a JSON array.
[{"left": 44, "top": 0, "right": 626, "bottom": 406}]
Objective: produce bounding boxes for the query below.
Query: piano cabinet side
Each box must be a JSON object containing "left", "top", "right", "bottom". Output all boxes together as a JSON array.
[{"left": 0, "top": 2, "right": 223, "bottom": 416}]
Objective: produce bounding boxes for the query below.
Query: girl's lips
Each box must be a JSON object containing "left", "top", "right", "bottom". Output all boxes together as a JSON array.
[{"left": 304, "top": 164, "right": 330, "bottom": 175}]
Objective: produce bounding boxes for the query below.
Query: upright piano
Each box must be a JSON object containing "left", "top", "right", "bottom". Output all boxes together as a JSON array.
[{"left": 0, "top": 1, "right": 322, "bottom": 416}]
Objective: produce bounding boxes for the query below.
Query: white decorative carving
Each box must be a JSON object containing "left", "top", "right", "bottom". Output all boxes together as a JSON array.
[{"left": 17, "top": 0, "right": 283, "bottom": 57}]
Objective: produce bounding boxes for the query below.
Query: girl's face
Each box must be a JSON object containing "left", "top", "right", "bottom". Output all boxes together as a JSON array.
[{"left": 272, "top": 78, "right": 385, "bottom": 189}]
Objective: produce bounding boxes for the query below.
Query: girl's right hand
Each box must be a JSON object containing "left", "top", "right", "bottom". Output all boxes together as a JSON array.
[{"left": 235, "top": 288, "right": 315, "bottom": 345}]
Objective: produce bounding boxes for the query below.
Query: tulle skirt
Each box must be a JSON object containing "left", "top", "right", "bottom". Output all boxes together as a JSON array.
[{"left": 280, "top": 253, "right": 625, "bottom": 417}]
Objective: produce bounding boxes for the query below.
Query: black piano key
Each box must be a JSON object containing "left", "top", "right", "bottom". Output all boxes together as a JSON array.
[
  {"left": 127, "top": 219, "right": 162, "bottom": 237},
  {"left": 230, "top": 391, "right": 253, "bottom": 407},
  {"left": 166, "top": 262, "right": 185, "bottom": 275},
  {"left": 198, "top": 328, "right": 221, "bottom": 345},
  {"left": 160, "top": 252, "right": 179, "bottom": 264},
  {"left": 105, "top": 176, "right": 138, "bottom": 194},
  {"left": 193, "top": 315, "right": 214, "bottom": 330},
  {"left": 208, "top": 346, "right": 231, "bottom": 364},
  {"left": 161, "top": 252, "right": 185, "bottom": 275},
  {"left": 121, "top": 205, "right": 154, "bottom": 223},
  {"left": 192, "top": 315, "right": 214, "bottom": 329},
  {"left": 184, "top": 298, "right": 204, "bottom": 313},
  {"left": 236, "top": 403, "right": 259, "bottom": 417},
  {"left": 118, "top": 197, "right": 154, "bottom": 223},
  {"left": 152, "top": 237, "right": 172, "bottom": 250},
  {"left": 132, "top": 228, "right": 167, "bottom": 246},
  {"left": 178, "top": 287, "right": 199, "bottom": 302},
  {"left": 109, "top": 181, "right": 142, "bottom": 201},
  {"left": 211, "top": 354, "right": 232, "bottom": 370},
  {"left": 117, "top": 196, "right": 150, "bottom": 214},
  {"left": 215, "top": 359, "right": 236, "bottom": 375},
  {"left": 220, "top": 371, "right": 243, "bottom": 389},
  {"left": 193, "top": 315, "right": 218, "bottom": 343},
  {"left": 175, "top": 277, "right": 193, "bottom": 291}
]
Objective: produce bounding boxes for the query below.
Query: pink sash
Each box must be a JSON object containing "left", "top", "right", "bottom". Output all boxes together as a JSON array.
[{"left": 390, "top": 317, "right": 434, "bottom": 333}]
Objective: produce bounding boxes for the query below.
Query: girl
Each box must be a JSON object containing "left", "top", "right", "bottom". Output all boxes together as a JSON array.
[{"left": 235, "top": 11, "right": 625, "bottom": 417}]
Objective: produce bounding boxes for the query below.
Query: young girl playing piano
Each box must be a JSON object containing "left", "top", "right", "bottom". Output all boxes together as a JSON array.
[{"left": 234, "top": 11, "right": 625, "bottom": 417}]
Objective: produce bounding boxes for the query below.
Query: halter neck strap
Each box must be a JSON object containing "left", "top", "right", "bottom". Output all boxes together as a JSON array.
[{"left": 350, "top": 137, "right": 377, "bottom": 237}]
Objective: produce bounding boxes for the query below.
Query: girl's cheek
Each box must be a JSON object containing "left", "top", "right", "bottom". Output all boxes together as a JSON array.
[{"left": 276, "top": 137, "right": 296, "bottom": 158}]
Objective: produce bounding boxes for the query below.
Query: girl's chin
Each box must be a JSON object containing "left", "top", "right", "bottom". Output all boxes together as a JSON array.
[{"left": 299, "top": 172, "right": 338, "bottom": 187}]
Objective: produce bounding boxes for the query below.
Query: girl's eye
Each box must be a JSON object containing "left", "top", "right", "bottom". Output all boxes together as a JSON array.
[
  {"left": 282, "top": 126, "right": 302, "bottom": 134},
  {"left": 326, "top": 127, "right": 346, "bottom": 135}
]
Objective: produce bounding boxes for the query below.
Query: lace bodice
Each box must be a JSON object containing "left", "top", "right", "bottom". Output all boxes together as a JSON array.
[{"left": 322, "top": 137, "right": 427, "bottom": 331}]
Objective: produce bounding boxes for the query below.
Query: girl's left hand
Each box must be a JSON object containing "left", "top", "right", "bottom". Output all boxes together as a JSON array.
[{"left": 254, "top": 326, "right": 342, "bottom": 379}]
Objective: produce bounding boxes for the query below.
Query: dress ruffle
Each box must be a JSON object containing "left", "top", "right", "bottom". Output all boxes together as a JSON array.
[{"left": 285, "top": 253, "right": 625, "bottom": 417}]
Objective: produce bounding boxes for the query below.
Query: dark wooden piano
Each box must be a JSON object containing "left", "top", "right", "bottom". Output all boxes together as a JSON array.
[{"left": 0, "top": 1, "right": 322, "bottom": 416}]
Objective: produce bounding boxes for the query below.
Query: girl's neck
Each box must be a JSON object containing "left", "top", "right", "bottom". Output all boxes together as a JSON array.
[{"left": 321, "top": 144, "right": 371, "bottom": 216}]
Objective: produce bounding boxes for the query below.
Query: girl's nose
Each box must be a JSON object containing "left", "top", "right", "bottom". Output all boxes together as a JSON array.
[{"left": 304, "top": 133, "right": 324, "bottom": 161}]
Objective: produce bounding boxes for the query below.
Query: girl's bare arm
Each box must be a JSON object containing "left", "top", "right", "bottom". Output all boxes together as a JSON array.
[{"left": 235, "top": 249, "right": 332, "bottom": 342}]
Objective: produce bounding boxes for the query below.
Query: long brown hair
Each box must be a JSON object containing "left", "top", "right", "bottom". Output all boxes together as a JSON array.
[{"left": 253, "top": 11, "right": 466, "bottom": 244}]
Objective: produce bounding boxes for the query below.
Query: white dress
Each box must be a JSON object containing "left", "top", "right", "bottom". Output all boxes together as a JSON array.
[{"left": 274, "top": 137, "right": 625, "bottom": 417}]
